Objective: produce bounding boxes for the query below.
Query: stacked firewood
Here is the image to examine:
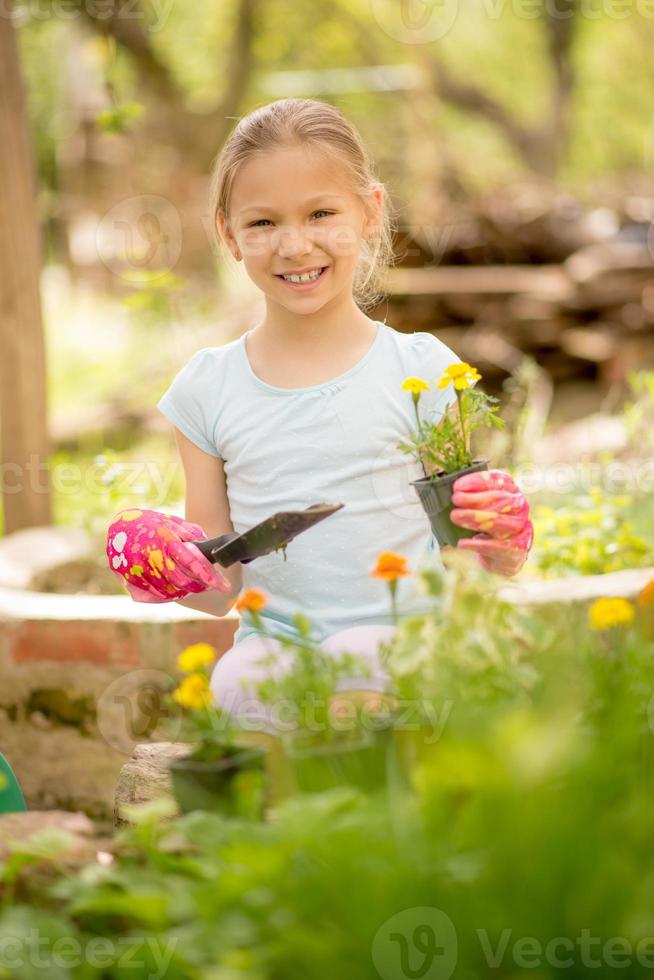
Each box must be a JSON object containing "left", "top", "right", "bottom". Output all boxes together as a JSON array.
[{"left": 378, "top": 189, "right": 654, "bottom": 387}]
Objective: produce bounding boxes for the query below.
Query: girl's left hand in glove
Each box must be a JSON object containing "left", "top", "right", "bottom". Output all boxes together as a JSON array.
[{"left": 449, "top": 469, "right": 534, "bottom": 577}]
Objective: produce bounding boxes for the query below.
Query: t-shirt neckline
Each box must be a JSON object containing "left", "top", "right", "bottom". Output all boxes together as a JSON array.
[{"left": 240, "top": 320, "right": 385, "bottom": 395}]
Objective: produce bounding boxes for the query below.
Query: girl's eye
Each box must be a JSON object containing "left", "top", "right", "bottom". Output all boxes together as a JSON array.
[{"left": 247, "top": 210, "right": 333, "bottom": 228}]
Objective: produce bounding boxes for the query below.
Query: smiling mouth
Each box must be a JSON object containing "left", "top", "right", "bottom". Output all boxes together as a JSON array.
[{"left": 275, "top": 266, "right": 329, "bottom": 284}]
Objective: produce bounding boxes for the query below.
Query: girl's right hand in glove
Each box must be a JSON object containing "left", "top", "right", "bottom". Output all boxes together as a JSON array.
[{"left": 106, "top": 508, "right": 231, "bottom": 603}]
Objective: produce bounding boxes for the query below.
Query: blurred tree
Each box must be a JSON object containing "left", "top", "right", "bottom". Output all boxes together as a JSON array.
[
  {"left": 0, "top": 4, "right": 52, "bottom": 532},
  {"left": 42, "top": 0, "right": 260, "bottom": 169},
  {"left": 424, "top": 0, "right": 579, "bottom": 177},
  {"left": 338, "top": 0, "right": 581, "bottom": 180},
  {"left": 12, "top": 0, "right": 654, "bottom": 290}
]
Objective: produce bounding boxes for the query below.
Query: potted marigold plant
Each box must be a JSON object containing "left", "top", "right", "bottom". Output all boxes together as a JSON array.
[
  {"left": 237, "top": 589, "right": 397, "bottom": 796},
  {"left": 167, "top": 642, "right": 267, "bottom": 819},
  {"left": 398, "top": 363, "right": 504, "bottom": 547}
]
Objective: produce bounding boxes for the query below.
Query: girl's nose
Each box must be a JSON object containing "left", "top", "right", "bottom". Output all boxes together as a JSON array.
[{"left": 274, "top": 225, "right": 313, "bottom": 257}]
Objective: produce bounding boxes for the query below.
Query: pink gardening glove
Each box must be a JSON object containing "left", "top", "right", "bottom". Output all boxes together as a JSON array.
[
  {"left": 106, "top": 508, "right": 231, "bottom": 603},
  {"left": 450, "top": 469, "right": 534, "bottom": 577}
]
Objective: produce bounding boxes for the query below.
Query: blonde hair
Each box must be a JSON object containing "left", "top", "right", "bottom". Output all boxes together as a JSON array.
[{"left": 209, "top": 97, "right": 396, "bottom": 312}]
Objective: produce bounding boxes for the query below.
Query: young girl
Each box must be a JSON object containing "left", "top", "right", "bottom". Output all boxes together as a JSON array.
[{"left": 106, "top": 98, "right": 533, "bottom": 734}]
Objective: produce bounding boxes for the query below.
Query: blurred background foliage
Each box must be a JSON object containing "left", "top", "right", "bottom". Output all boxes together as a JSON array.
[{"left": 17, "top": 0, "right": 654, "bottom": 199}]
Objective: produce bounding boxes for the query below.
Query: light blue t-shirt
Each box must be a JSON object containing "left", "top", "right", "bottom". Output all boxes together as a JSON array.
[{"left": 157, "top": 320, "right": 461, "bottom": 645}]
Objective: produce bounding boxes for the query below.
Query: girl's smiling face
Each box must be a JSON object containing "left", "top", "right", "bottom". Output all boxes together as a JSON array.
[{"left": 218, "top": 144, "right": 381, "bottom": 312}]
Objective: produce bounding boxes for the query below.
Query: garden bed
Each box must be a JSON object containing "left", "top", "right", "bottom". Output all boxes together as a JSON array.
[{"left": 1, "top": 554, "right": 653, "bottom": 979}]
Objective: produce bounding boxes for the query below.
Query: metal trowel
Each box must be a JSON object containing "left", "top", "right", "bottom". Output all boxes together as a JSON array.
[{"left": 191, "top": 502, "right": 344, "bottom": 566}]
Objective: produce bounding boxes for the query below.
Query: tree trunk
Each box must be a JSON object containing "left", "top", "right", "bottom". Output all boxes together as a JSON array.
[{"left": 0, "top": 5, "right": 52, "bottom": 532}]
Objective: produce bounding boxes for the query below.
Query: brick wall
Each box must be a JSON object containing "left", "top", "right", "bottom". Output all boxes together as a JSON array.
[{"left": 0, "top": 588, "right": 238, "bottom": 817}]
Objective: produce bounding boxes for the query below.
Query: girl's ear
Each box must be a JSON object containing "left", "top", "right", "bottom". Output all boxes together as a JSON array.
[
  {"left": 363, "top": 183, "right": 384, "bottom": 240},
  {"left": 216, "top": 211, "right": 241, "bottom": 260}
]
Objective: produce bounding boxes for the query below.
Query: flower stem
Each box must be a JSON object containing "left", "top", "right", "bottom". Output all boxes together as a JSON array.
[
  {"left": 456, "top": 389, "right": 467, "bottom": 464},
  {"left": 389, "top": 580, "right": 398, "bottom": 625},
  {"left": 413, "top": 396, "right": 428, "bottom": 477}
]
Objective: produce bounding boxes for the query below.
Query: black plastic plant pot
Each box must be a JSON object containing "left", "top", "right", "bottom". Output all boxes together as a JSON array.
[
  {"left": 284, "top": 727, "right": 393, "bottom": 795},
  {"left": 411, "top": 459, "right": 489, "bottom": 548},
  {"left": 168, "top": 747, "right": 267, "bottom": 819}
]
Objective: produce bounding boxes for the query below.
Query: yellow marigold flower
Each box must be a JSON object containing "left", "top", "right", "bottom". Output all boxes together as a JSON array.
[
  {"left": 372, "top": 551, "right": 411, "bottom": 582},
  {"left": 588, "top": 597, "right": 636, "bottom": 632},
  {"left": 638, "top": 579, "right": 654, "bottom": 608},
  {"left": 172, "top": 673, "right": 212, "bottom": 710},
  {"left": 401, "top": 377, "right": 430, "bottom": 395},
  {"left": 176, "top": 642, "right": 216, "bottom": 674},
  {"left": 437, "top": 362, "right": 482, "bottom": 391},
  {"left": 235, "top": 588, "right": 268, "bottom": 613}
]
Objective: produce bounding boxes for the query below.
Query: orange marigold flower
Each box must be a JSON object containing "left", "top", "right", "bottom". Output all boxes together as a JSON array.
[
  {"left": 638, "top": 579, "right": 654, "bottom": 608},
  {"left": 371, "top": 551, "right": 411, "bottom": 581},
  {"left": 235, "top": 588, "right": 268, "bottom": 613}
]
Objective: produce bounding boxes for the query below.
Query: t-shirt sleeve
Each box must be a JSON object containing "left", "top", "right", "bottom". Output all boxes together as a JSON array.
[
  {"left": 408, "top": 331, "right": 462, "bottom": 421},
  {"left": 156, "top": 348, "right": 223, "bottom": 458}
]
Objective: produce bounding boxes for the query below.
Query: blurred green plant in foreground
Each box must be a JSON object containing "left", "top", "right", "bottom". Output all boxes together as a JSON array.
[{"left": 1, "top": 554, "right": 653, "bottom": 978}]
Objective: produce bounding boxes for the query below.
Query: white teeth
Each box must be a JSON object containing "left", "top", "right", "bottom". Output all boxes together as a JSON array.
[{"left": 282, "top": 268, "right": 323, "bottom": 283}]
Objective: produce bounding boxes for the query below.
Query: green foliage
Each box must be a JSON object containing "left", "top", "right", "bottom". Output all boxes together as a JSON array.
[
  {"left": 15, "top": 0, "right": 654, "bottom": 207},
  {"left": 387, "top": 552, "right": 540, "bottom": 724},
  {"left": 122, "top": 271, "right": 188, "bottom": 330},
  {"left": 95, "top": 102, "right": 144, "bottom": 135},
  {"left": 49, "top": 443, "right": 184, "bottom": 541},
  {"left": 15, "top": 16, "right": 68, "bottom": 199},
  {"left": 251, "top": 611, "right": 376, "bottom": 737},
  {"left": 1, "top": 558, "right": 653, "bottom": 977},
  {"left": 399, "top": 386, "right": 504, "bottom": 476},
  {"left": 169, "top": 697, "right": 241, "bottom": 765},
  {"left": 531, "top": 487, "right": 654, "bottom": 577},
  {"left": 528, "top": 370, "right": 654, "bottom": 578}
]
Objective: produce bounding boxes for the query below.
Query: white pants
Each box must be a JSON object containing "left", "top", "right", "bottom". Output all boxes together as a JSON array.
[{"left": 209, "top": 624, "right": 397, "bottom": 736}]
